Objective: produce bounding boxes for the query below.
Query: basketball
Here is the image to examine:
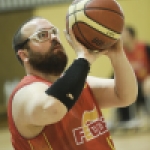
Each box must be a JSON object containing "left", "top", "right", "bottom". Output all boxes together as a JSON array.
[{"left": 66, "top": 0, "right": 124, "bottom": 51}]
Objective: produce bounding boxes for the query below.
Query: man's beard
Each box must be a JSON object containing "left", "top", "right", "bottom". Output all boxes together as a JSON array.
[{"left": 28, "top": 40, "right": 68, "bottom": 76}]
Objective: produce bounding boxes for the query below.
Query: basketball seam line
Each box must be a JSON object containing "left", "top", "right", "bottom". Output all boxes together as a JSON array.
[
  {"left": 67, "top": 8, "right": 124, "bottom": 18},
  {"left": 74, "top": 21, "right": 118, "bottom": 40},
  {"left": 84, "top": 7, "right": 124, "bottom": 18},
  {"left": 74, "top": 3, "right": 95, "bottom": 49}
]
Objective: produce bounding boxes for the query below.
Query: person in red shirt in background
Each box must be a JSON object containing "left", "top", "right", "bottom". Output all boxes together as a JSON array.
[{"left": 112, "top": 25, "right": 150, "bottom": 130}]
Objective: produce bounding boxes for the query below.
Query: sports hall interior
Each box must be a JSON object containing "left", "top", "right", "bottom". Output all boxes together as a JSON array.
[{"left": 0, "top": 0, "right": 150, "bottom": 149}]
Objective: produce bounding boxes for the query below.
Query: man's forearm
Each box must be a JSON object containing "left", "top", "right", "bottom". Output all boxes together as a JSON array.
[{"left": 111, "top": 51, "right": 138, "bottom": 105}]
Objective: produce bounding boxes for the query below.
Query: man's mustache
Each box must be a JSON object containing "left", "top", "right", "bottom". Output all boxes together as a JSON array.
[{"left": 50, "top": 40, "right": 62, "bottom": 51}]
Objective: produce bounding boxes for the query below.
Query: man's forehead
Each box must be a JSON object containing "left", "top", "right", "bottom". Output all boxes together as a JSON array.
[{"left": 22, "top": 18, "right": 53, "bottom": 34}]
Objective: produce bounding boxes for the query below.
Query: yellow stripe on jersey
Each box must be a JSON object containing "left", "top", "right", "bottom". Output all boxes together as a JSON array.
[{"left": 43, "top": 133, "right": 53, "bottom": 150}]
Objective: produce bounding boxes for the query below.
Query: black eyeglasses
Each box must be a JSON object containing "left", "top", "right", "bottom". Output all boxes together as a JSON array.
[{"left": 15, "top": 27, "right": 59, "bottom": 49}]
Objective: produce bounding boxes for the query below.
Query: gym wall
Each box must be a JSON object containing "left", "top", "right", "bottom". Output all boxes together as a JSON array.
[{"left": 0, "top": 0, "right": 149, "bottom": 116}]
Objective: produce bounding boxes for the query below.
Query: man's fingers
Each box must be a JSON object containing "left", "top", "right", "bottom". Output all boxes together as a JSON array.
[{"left": 63, "top": 29, "right": 72, "bottom": 44}]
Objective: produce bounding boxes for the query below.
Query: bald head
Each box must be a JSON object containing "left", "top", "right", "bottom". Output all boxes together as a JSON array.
[
  {"left": 21, "top": 18, "right": 53, "bottom": 40},
  {"left": 12, "top": 17, "right": 53, "bottom": 64}
]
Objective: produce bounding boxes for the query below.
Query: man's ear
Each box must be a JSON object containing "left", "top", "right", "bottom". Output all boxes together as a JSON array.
[{"left": 17, "top": 49, "right": 29, "bottom": 62}]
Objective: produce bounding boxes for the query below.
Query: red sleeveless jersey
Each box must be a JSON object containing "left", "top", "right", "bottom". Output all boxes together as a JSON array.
[
  {"left": 125, "top": 42, "right": 150, "bottom": 82},
  {"left": 8, "top": 75, "right": 115, "bottom": 150}
]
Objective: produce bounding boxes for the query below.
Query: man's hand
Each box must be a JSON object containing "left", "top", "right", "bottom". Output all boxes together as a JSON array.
[
  {"left": 104, "top": 38, "right": 124, "bottom": 59},
  {"left": 64, "top": 29, "right": 100, "bottom": 64}
]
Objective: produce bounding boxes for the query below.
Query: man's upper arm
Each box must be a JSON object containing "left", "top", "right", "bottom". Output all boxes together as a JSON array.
[
  {"left": 12, "top": 82, "right": 67, "bottom": 126},
  {"left": 87, "top": 76, "right": 124, "bottom": 108}
]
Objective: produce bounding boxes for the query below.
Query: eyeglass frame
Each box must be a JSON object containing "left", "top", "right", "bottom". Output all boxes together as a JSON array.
[{"left": 15, "top": 27, "right": 59, "bottom": 50}]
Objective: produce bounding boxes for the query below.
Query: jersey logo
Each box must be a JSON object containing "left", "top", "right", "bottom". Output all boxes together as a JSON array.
[
  {"left": 66, "top": 93, "right": 74, "bottom": 100},
  {"left": 72, "top": 107, "right": 108, "bottom": 145}
]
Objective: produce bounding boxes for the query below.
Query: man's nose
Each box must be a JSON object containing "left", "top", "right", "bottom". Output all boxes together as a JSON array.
[
  {"left": 50, "top": 34, "right": 59, "bottom": 42},
  {"left": 51, "top": 33, "right": 58, "bottom": 39}
]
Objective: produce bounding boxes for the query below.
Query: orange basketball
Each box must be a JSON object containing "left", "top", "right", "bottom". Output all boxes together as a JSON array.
[{"left": 66, "top": 0, "right": 124, "bottom": 51}]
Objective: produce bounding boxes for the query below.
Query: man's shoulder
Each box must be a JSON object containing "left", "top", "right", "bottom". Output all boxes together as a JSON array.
[{"left": 14, "top": 81, "right": 49, "bottom": 98}]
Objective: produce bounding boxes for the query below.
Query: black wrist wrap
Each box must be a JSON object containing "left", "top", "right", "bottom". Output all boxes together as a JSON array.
[{"left": 45, "top": 58, "right": 90, "bottom": 110}]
